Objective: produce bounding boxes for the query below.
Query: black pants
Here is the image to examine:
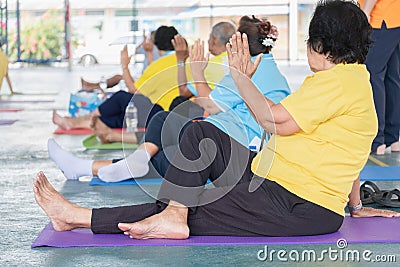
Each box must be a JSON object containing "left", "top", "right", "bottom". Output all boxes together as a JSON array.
[
  {"left": 98, "top": 90, "right": 163, "bottom": 129},
  {"left": 366, "top": 22, "right": 400, "bottom": 150},
  {"left": 92, "top": 122, "right": 343, "bottom": 236}
]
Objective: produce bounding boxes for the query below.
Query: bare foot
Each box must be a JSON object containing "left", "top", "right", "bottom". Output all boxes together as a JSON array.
[
  {"left": 33, "top": 171, "right": 91, "bottom": 231},
  {"left": 91, "top": 116, "right": 121, "bottom": 143},
  {"left": 118, "top": 205, "right": 189, "bottom": 240},
  {"left": 52, "top": 110, "right": 72, "bottom": 130},
  {"left": 81, "top": 77, "right": 99, "bottom": 91}
]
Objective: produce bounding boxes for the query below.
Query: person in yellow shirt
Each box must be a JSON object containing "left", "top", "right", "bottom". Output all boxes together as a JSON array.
[
  {"left": 0, "top": 50, "right": 14, "bottom": 94},
  {"left": 33, "top": 1, "right": 399, "bottom": 239},
  {"left": 359, "top": 0, "right": 400, "bottom": 154},
  {"left": 169, "top": 21, "right": 236, "bottom": 117},
  {"left": 52, "top": 26, "right": 180, "bottom": 133}
]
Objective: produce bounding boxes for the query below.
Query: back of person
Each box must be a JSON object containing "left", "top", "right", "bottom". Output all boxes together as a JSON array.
[
  {"left": 358, "top": 0, "right": 400, "bottom": 28},
  {"left": 252, "top": 63, "right": 378, "bottom": 216},
  {"left": 206, "top": 53, "right": 290, "bottom": 150},
  {"left": 134, "top": 52, "right": 179, "bottom": 110}
]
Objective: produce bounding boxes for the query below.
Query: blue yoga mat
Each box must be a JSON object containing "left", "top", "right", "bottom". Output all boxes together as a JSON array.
[
  {"left": 89, "top": 177, "right": 163, "bottom": 186},
  {"left": 31, "top": 217, "right": 400, "bottom": 248},
  {"left": 360, "top": 166, "right": 400, "bottom": 181},
  {"left": 88, "top": 165, "right": 400, "bottom": 186}
]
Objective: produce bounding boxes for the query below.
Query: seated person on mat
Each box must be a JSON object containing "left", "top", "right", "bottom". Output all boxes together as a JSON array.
[
  {"left": 47, "top": 16, "right": 290, "bottom": 182},
  {"left": 52, "top": 26, "right": 183, "bottom": 136},
  {"left": 35, "top": 1, "right": 399, "bottom": 239},
  {"left": 81, "top": 31, "right": 160, "bottom": 92}
]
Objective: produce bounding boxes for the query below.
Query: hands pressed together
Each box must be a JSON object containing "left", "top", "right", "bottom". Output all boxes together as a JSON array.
[
  {"left": 226, "top": 32, "right": 263, "bottom": 80},
  {"left": 171, "top": 35, "right": 189, "bottom": 62}
]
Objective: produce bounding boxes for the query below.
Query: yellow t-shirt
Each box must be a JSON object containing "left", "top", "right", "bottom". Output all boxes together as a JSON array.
[
  {"left": 185, "top": 51, "right": 229, "bottom": 94},
  {"left": 0, "top": 50, "right": 9, "bottom": 89},
  {"left": 251, "top": 64, "right": 377, "bottom": 216},
  {"left": 359, "top": 0, "right": 400, "bottom": 29},
  {"left": 206, "top": 51, "right": 229, "bottom": 89},
  {"left": 134, "top": 51, "right": 179, "bottom": 110}
]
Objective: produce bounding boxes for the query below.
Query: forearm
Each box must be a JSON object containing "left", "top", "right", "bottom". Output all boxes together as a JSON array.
[
  {"left": 194, "top": 97, "right": 221, "bottom": 115},
  {"left": 348, "top": 176, "right": 361, "bottom": 207},
  {"left": 122, "top": 66, "right": 137, "bottom": 94},
  {"left": 361, "top": 0, "right": 377, "bottom": 17},
  {"left": 177, "top": 64, "right": 193, "bottom": 97},
  {"left": 146, "top": 51, "right": 154, "bottom": 65}
]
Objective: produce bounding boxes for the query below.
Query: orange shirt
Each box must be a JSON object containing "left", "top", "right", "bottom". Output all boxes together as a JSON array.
[{"left": 359, "top": 0, "right": 400, "bottom": 28}]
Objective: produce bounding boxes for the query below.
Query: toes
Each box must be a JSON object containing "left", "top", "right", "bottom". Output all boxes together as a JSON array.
[{"left": 118, "top": 222, "right": 133, "bottom": 232}]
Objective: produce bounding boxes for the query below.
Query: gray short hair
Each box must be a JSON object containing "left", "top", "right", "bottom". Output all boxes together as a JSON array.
[{"left": 210, "top": 22, "right": 237, "bottom": 46}]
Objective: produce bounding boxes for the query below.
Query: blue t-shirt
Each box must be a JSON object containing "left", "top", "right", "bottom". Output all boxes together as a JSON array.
[{"left": 205, "top": 54, "right": 290, "bottom": 150}]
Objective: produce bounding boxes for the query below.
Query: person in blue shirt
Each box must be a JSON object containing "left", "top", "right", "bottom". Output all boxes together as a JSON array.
[{"left": 48, "top": 16, "right": 290, "bottom": 183}]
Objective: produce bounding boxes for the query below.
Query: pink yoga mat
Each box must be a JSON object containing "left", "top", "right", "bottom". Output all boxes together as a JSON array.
[
  {"left": 0, "top": 108, "right": 23, "bottom": 112},
  {"left": 32, "top": 217, "right": 400, "bottom": 248},
  {"left": 0, "top": 100, "right": 54, "bottom": 104},
  {"left": 53, "top": 127, "right": 93, "bottom": 135}
]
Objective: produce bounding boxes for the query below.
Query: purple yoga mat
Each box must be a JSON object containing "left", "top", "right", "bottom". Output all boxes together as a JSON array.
[
  {"left": 32, "top": 217, "right": 400, "bottom": 248},
  {"left": 0, "top": 119, "right": 17, "bottom": 125}
]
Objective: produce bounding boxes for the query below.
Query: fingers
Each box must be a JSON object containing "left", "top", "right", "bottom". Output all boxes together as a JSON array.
[
  {"left": 226, "top": 42, "right": 232, "bottom": 62},
  {"left": 253, "top": 53, "right": 263, "bottom": 69},
  {"left": 242, "top": 33, "right": 251, "bottom": 59},
  {"left": 230, "top": 32, "right": 238, "bottom": 56},
  {"left": 189, "top": 39, "right": 203, "bottom": 61},
  {"left": 172, "top": 35, "right": 188, "bottom": 50}
]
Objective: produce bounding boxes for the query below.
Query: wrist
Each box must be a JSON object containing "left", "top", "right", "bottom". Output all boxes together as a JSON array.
[
  {"left": 348, "top": 201, "right": 362, "bottom": 213},
  {"left": 177, "top": 61, "right": 185, "bottom": 67}
]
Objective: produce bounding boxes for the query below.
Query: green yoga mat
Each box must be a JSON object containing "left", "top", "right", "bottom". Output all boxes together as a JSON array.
[{"left": 82, "top": 134, "right": 138, "bottom": 150}]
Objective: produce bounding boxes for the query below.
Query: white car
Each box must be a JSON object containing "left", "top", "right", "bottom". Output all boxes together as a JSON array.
[{"left": 74, "top": 33, "right": 144, "bottom": 65}]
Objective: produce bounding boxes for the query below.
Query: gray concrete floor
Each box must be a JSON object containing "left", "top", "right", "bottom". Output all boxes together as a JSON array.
[{"left": 1, "top": 64, "right": 400, "bottom": 266}]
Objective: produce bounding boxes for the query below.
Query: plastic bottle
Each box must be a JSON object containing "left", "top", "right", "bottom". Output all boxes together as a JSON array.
[
  {"left": 99, "top": 75, "right": 107, "bottom": 91},
  {"left": 125, "top": 101, "right": 138, "bottom": 132},
  {"left": 119, "top": 79, "right": 127, "bottom": 91}
]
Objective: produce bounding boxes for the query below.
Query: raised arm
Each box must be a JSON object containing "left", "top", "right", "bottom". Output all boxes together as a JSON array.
[
  {"left": 227, "top": 32, "right": 299, "bottom": 135},
  {"left": 120, "top": 45, "right": 138, "bottom": 94},
  {"left": 360, "top": 0, "right": 377, "bottom": 22},
  {"left": 171, "top": 35, "right": 192, "bottom": 98},
  {"left": 142, "top": 33, "right": 154, "bottom": 66},
  {"left": 189, "top": 40, "right": 221, "bottom": 114},
  {"left": 348, "top": 176, "right": 400, "bottom": 218}
]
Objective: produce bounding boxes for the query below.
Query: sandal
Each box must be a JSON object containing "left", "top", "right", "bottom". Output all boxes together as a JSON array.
[
  {"left": 359, "top": 181, "right": 387, "bottom": 205},
  {"left": 360, "top": 186, "right": 375, "bottom": 204},
  {"left": 372, "top": 189, "right": 400, "bottom": 208}
]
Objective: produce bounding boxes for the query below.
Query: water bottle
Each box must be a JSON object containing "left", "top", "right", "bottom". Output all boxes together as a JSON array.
[
  {"left": 99, "top": 75, "right": 107, "bottom": 91},
  {"left": 125, "top": 101, "right": 138, "bottom": 132},
  {"left": 119, "top": 79, "right": 127, "bottom": 91}
]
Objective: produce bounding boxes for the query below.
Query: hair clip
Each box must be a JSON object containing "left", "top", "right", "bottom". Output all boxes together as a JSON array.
[{"left": 262, "top": 37, "right": 275, "bottom": 48}]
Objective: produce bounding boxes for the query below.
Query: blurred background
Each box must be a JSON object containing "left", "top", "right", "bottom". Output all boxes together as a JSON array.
[{"left": 1, "top": 0, "right": 318, "bottom": 67}]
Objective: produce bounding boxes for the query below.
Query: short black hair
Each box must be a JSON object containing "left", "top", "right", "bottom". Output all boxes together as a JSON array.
[
  {"left": 307, "top": 0, "right": 371, "bottom": 64},
  {"left": 154, "top": 26, "right": 178, "bottom": 51}
]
